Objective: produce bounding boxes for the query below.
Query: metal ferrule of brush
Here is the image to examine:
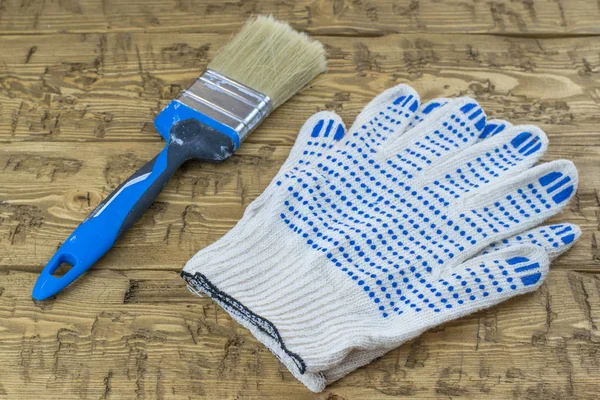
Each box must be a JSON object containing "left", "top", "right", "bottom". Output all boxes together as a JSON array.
[{"left": 176, "top": 69, "right": 272, "bottom": 143}]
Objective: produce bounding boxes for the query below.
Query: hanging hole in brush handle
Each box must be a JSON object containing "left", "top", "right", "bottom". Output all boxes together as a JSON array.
[
  {"left": 34, "top": 252, "right": 84, "bottom": 299},
  {"left": 32, "top": 119, "right": 237, "bottom": 301},
  {"left": 52, "top": 261, "right": 75, "bottom": 278}
]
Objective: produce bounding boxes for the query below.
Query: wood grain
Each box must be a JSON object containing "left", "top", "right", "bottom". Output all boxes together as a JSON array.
[
  {"left": 0, "top": 0, "right": 599, "bottom": 398},
  {"left": 0, "top": 0, "right": 600, "bottom": 35}
]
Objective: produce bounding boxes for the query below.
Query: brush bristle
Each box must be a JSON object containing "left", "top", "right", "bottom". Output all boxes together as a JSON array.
[{"left": 208, "top": 15, "right": 327, "bottom": 109}]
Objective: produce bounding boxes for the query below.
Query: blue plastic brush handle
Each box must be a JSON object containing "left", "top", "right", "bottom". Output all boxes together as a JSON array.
[
  {"left": 32, "top": 116, "right": 237, "bottom": 301},
  {"left": 32, "top": 145, "right": 178, "bottom": 301}
]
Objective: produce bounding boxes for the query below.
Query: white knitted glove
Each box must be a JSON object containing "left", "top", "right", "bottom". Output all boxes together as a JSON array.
[
  {"left": 292, "top": 96, "right": 583, "bottom": 384},
  {"left": 277, "top": 106, "right": 582, "bottom": 384},
  {"left": 181, "top": 85, "right": 579, "bottom": 392}
]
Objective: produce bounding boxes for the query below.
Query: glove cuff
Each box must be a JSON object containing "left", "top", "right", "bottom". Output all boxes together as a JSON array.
[
  {"left": 181, "top": 269, "right": 323, "bottom": 388},
  {"left": 180, "top": 203, "right": 349, "bottom": 392}
]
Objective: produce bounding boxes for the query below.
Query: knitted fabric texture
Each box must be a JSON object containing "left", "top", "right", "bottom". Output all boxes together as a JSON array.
[{"left": 181, "top": 84, "right": 580, "bottom": 392}]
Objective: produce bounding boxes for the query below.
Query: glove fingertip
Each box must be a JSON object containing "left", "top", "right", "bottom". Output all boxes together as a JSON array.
[
  {"left": 282, "top": 111, "right": 347, "bottom": 171},
  {"left": 300, "top": 111, "right": 346, "bottom": 142},
  {"left": 407, "top": 98, "right": 451, "bottom": 129},
  {"left": 479, "top": 118, "right": 512, "bottom": 140}
]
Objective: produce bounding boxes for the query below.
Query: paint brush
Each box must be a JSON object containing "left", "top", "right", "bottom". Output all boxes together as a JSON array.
[{"left": 32, "top": 16, "right": 327, "bottom": 300}]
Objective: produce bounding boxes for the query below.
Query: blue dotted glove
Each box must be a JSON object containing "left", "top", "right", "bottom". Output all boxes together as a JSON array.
[{"left": 182, "top": 85, "right": 579, "bottom": 392}]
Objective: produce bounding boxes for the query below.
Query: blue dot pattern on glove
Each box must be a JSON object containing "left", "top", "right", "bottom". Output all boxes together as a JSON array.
[{"left": 274, "top": 86, "right": 577, "bottom": 319}]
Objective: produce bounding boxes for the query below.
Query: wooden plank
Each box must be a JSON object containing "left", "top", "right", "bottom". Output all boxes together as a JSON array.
[
  {"left": 0, "top": 268, "right": 598, "bottom": 399},
  {"left": 0, "top": 141, "right": 598, "bottom": 271},
  {"left": 0, "top": 33, "right": 599, "bottom": 146},
  {"left": 0, "top": 141, "right": 280, "bottom": 270},
  {"left": 0, "top": 0, "right": 600, "bottom": 36}
]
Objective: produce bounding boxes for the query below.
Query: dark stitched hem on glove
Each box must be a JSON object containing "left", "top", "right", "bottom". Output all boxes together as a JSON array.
[{"left": 180, "top": 270, "right": 307, "bottom": 374}]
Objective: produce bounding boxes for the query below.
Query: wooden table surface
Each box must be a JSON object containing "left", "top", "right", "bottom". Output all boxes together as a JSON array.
[{"left": 1, "top": 1, "right": 599, "bottom": 399}]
